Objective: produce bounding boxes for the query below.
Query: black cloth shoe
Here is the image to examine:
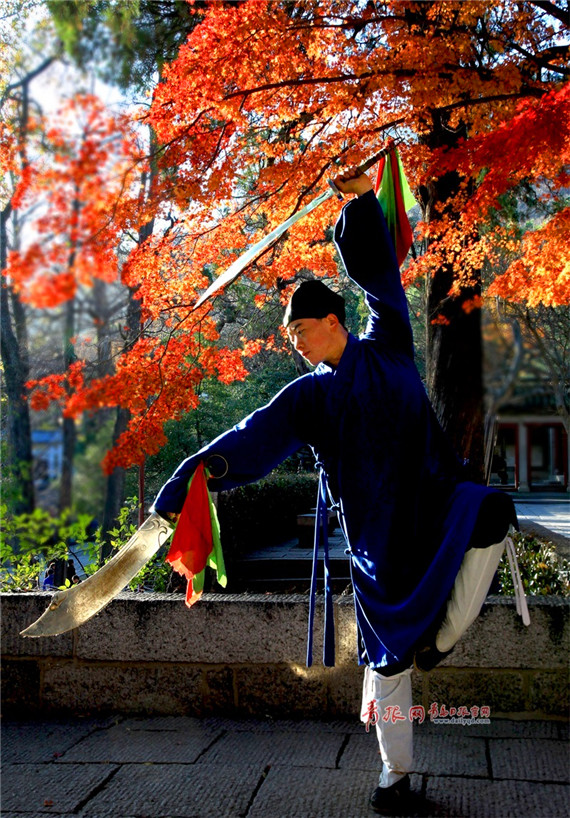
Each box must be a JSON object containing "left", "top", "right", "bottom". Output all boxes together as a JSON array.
[
  {"left": 413, "top": 643, "right": 454, "bottom": 673},
  {"left": 369, "top": 774, "right": 410, "bottom": 814}
]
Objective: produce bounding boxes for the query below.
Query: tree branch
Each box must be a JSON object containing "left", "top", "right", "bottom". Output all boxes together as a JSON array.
[
  {"left": 0, "top": 52, "right": 62, "bottom": 110},
  {"left": 506, "top": 40, "right": 570, "bottom": 76},
  {"left": 529, "top": 1, "right": 570, "bottom": 26},
  {"left": 224, "top": 71, "right": 404, "bottom": 100},
  {"left": 436, "top": 88, "right": 546, "bottom": 115}
]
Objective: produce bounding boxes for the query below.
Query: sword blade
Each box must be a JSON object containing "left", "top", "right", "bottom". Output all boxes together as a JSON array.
[
  {"left": 193, "top": 188, "right": 334, "bottom": 311},
  {"left": 20, "top": 512, "right": 174, "bottom": 638},
  {"left": 192, "top": 143, "right": 398, "bottom": 312}
]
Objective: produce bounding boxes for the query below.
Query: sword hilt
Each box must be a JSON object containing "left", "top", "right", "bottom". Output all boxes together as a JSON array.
[
  {"left": 328, "top": 179, "right": 343, "bottom": 200},
  {"left": 328, "top": 142, "right": 401, "bottom": 199}
]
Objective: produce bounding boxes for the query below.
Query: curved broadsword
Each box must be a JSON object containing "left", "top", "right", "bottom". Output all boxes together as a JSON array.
[{"left": 20, "top": 512, "right": 174, "bottom": 638}]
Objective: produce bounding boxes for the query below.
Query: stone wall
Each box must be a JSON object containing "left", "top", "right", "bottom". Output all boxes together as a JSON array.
[{"left": 2, "top": 592, "right": 568, "bottom": 719}]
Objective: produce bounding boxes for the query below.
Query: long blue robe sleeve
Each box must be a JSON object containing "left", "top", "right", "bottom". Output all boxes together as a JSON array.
[
  {"left": 334, "top": 189, "right": 414, "bottom": 357},
  {"left": 154, "top": 375, "right": 313, "bottom": 514}
]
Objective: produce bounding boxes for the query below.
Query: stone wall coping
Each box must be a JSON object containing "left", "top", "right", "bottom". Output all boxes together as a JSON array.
[
  {"left": 4, "top": 589, "right": 568, "bottom": 605},
  {"left": 2, "top": 591, "right": 568, "bottom": 718}
]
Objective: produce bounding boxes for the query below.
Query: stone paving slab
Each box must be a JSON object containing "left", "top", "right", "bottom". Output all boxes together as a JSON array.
[
  {"left": 76, "top": 762, "right": 263, "bottom": 817},
  {"left": 1, "top": 762, "right": 119, "bottom": 814},
  {"left": 2, "top": 718, "right": 568, "bottom": 817},
  {"left": 425, "top": 776, "right": 570, "bottom": 817},
  {"left": 413, "top": 735, "right": 488, "bottom": 778},
  {"left": 489, "top": 738, "right": 570, "bottom": 782},
  {"left": 335, "top": 729, "right": 382, "bottom": 771},
  {"left": 339, "top": 732, "right": 489, "bottom": 777},
  {"left": 196, "top": 728, "right": 345, "bottom": 768},
  {"left": 58, "top": 722, "right": 224, "bottom": 764},
  {"left": 1, "top": 719, "right": 107, "bottom": 764},
  {"left": 202, "top": 716, "right": 363, "bottom": 734},
  {"left": 416, "top": 718, "right": 563, "bottom": 739},
  {"left": 119, "top": 715, "right": 204, "bottom": 731},
  {"left": 248, "top": 767, "right": 424, "bottom": 818}
]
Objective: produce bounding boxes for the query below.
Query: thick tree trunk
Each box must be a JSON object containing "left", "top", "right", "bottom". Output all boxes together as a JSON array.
[
  {"left": 421, "top": 115, "right": 485, "bottom": 482},
  {"left": 426, "top": 268, "right": 485, "bottom": 481},
  {"left": 1, "top": 206, "right": 35, "bottom": 514},
  {"left": 99, "top": 275, "right": 144, "bottom": 560}
]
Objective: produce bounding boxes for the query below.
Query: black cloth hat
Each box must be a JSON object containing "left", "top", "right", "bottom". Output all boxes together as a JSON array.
[{"left": 283, "top": 280, "right": 346, "bottom": 327}]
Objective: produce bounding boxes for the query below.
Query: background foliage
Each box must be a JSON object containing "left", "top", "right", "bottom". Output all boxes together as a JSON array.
[{"left": 1, "top": 2, "right": 568, "bottom": 569}]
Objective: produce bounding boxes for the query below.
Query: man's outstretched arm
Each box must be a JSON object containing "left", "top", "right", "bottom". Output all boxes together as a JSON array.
[{"left": 153, "top": 375, "right": 312, "bottom": 516}]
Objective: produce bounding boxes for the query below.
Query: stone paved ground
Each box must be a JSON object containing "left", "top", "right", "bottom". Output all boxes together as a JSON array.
[{"left": 2, "top": 716, "right": 568, "bottom": 817}]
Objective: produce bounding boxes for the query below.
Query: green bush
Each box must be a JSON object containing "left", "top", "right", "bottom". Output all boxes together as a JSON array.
[
  {"left": 497, "top": 531, "right": 569, "bottom": 597},
  {"left": 217, "top": 471, "right": 319, "bottom": 557},
  {"left": 0, "top": 497, "right": 171, "bottom": 592},
  {"left": 0, "top": 504, "right": 100, "bottom": 591}
]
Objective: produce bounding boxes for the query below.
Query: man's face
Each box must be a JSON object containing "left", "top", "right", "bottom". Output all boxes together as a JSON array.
[{"left": 287, "top": 317, "right": 338, "bottom": 366}]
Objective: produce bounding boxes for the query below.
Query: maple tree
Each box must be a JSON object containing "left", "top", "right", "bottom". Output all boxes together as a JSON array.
[
  {"left": 2, "top": 1, "right": 203, "bottom": 525},
  {"left": 6, "top": 0, "right": 568, "bottom": 506},
  {"left": 144, "top": 0, "right": 569, "bottom": 479}
]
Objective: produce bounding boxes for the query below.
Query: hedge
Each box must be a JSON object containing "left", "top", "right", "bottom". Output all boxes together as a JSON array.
[{"left": 216, "top": 472, "right": 319, "bottom": 557}]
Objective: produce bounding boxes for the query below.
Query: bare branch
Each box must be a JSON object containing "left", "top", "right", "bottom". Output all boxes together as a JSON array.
[{"left": 0, "top": 52, "right": 62, "bottom": 111}]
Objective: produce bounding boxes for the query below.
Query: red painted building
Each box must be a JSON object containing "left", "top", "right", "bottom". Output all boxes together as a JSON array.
[{"left": 490, "top": 414, "right": 568, "bottom": 492}]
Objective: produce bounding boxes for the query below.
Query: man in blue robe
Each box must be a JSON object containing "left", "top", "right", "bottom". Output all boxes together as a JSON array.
[{"left": 154, "top": 170, "right": 517, "bottom": 813}]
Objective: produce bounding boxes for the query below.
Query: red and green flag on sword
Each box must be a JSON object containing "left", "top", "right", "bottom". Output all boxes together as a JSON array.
[
  {"left": 166, "top": 461, "right": 227, "bottom": 606},
  {"left": 374, "top": 146, "right": 417, "bottom": 267}
]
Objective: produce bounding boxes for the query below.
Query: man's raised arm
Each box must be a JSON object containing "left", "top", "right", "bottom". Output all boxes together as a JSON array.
[{"left": 333, "top": 171, "right": 413, "bottom": 357}]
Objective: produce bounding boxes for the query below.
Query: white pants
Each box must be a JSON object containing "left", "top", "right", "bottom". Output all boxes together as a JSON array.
[{"left": 362, "top": 537, "right": 507, "bottom": 788}]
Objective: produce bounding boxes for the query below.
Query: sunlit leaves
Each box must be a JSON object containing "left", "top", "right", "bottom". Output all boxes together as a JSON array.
[
  {"left": 7, "top": 94, "right": 145, "bottom": 306},
  {"left": 9, "top": 0, "right": 569, "bottom": 472}
]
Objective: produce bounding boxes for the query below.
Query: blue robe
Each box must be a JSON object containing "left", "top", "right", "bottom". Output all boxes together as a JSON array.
[{"left": 154, "top": 190, "right": 516, "bottom": 671}]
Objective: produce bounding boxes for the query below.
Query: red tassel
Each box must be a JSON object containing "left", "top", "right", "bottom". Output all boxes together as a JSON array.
[
  {"left": 374, "top": 155, "right": 386, "bottom": 195},
  {"left": 166, "top": 462, "right": 213, "bottom": 598}
]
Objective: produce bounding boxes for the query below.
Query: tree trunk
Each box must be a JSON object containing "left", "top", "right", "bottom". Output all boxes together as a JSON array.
[
  {"left": 0, "top": 206, "right": 35, "bottom": 514},
  {"left": 99, "top": 138, "right": 155, "bottom": 554},
  {"left": 0, "top": 58, "right": 60, "bottom": 515},
  {"left": 426, "top": 268, "right": 485, "bottom": 481},
  {"left": 100, "top": 405, "right": 130, "bottom": 562},
  {"left": 421, "top": 115, "right": 485, "bottom": 482},
  {"left": 99, "top": 272, "right": 145, "bottom": 559},
  {"left": 138, "top": 463, "right": 145, "bottom": 527}
]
